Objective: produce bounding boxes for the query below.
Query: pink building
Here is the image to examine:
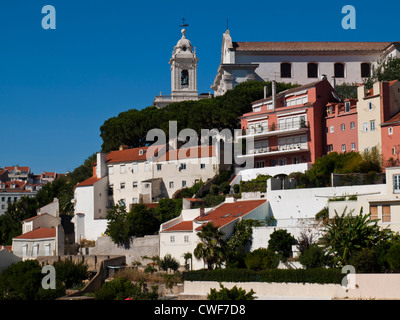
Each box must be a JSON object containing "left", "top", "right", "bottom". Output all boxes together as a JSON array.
[
  {"left": 237, "top": 79, "right": 339, "bottom": 170},
  {"left": 381, "top": 111, "right": 400, "bottom": 168},
  {"left": 325, "top": 98, "right": 358, "bottom": 153}
]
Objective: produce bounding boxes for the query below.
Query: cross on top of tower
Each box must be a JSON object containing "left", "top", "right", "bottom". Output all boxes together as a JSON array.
[{"left": 179, "top": 17, "right": 189, "bottom": 28}]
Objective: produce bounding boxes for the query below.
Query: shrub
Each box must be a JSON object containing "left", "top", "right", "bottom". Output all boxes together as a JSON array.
[
  {"left": 208, "top": 283, "right": 255, "bottom": 300},
  {"left": 94, "top": 277, "right": 158, "bottom": 300},
  {"left": 244, "top": 248, "right": 279, "bottom": 271},
  {"left": 158, "top": 254, "right": 180, "bottom": 273},
  {"left": 386, "top": 243, "right": 400, "bottom": 272},
  {"left": 348, "top": 247, "right": 380, "bottom": 273},
  {"left": 53, "top": 259, "right": 89, "bottom": 289},
  {"left": 268, "top": 229, "right": 296, "bottom": 262},
  {"left": 298, "top": 245, "right": 327, "bottom": 269}
]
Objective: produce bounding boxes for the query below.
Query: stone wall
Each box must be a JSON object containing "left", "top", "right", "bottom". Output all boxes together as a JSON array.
[{"left": 88, "top": 235, "right": 160, "bottom": 266}]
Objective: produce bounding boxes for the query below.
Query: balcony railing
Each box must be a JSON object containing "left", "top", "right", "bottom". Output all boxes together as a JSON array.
[
  {"left": 239, "top": 121, "right": 309, "bottom": 139},
  {"left": 238, "top": 144, "right": 308, "bottom": 158}
]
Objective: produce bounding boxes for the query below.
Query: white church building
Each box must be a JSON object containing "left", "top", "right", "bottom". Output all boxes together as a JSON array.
[{"left": 211, "top": 29, "right": 400, "bottom": 96}]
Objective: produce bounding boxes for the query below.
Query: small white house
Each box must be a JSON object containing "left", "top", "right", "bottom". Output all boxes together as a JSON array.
[
  {"left": 11, "top": 198, "right": 64, "bottom": 259},
  {"left": 159, "top": 197, "right": 268, "bottom": 270}
]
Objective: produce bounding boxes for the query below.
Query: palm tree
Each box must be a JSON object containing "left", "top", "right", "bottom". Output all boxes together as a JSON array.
[{"left": 194, "top": 222, "right": 227, "bottom": 270}]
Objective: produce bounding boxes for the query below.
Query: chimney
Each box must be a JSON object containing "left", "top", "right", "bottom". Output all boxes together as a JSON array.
[
  {"left": 272, "top": 80, "right": 276, "bottom": 111},
  {"left": 96, "top": 153, "right": 107, "bottom": 179},
  {"left": 331, "top": 76, "right": 336, "bottom": 90},
  {"left": 264, "top": 85, "right": 268, "bottom": 99},
  {"left": 200, "top": 207, "right": 205, "bottom": 217}
]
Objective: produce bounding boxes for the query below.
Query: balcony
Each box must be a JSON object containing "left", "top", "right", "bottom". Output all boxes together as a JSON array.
[
  {"left": 237, "top": 144, "right": 308, "bottom": 159},
  {"left": 237, "top": 121, "right": 309, "bottom": 140}
]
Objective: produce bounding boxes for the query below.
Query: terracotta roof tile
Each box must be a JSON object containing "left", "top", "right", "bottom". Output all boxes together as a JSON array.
[
  {"left": 13, "top": 227, "right": 56, "bottom": 240},
  {"left": 163, "top": 221, "right": 193, "bottom": 232},
  {"left": 195, "top": 199, "right": 266, "bottom": 230},
  {"left": 106, "top": 147, "right": 150, "bottom": 164},
  {"left": 233, "top": 41, "right": 392, "bottom": 52},
  {"left": 75, "top": 176, "right": 102, "bottom": 187}
]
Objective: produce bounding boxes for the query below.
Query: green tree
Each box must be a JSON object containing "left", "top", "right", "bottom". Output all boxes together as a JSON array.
[
  {"left": 105, "top": 202, "right": 130, "bottom": 246},
  {"left": 268, "top": 229, "right": 296, "bottom": 262},
  {"left": 194, "top": 222, "right": 227, "bottom": 270},
  {"left": 365, "top": 56, "right": 400, "bottom": 89},
  {"left": 53, "top": 259, "right": 89, "bottom": 289},
  {"left": 320, "top": 208, "right": 392, "bottom": 267},
  {"left": 298, "top": 244, "right": 327, "bottom": 269},
  {"left": 127, "top": 204, "right": 159, "bottom": 237},
  {"left": 158, "top": 254, "right": 180, "bottom": 273},
  {"left": 0, "top": 260, "right": 65, "bottom": 300}
]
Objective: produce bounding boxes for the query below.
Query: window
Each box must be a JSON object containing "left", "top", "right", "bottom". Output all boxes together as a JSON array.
[
  {"left": 120, "top": 182, "right": 125, "bottom": 189},
  {"left": 184, "top": 235, "right": 189, "bottom": 243},
  {"left": 44, "top": 244, "right": 51, "bottom": 256},
  {"left": 182, "top": 180, "right": 187, "bottom": 188},
  {"left": 120, "top": 199, "right": 126, "bottom": 206},
  {"left": 389, "top": 127, "right": 393, "bottom": 135},
  {"left": 393, "top": 147, "right": 396, "bottom": 155},
  {"left": 144, "top": 183, "right": 150, "bottom": 189},
  {"left": 108, "top": 166, "right": 114, "bottom": 175},
  {"left": 280, "top": 63, "right": 292, "bottom": 78},
  {"left": 370, "top": 120, "right": 375, "bottom": 131},
  {"left": 342, "top": 144, "right": 346, "bottom": 152},
  {"left": 341, "top": 124, "right": 345, "bottom": 131},
  {"left": 278, "top": 158, "right": 286, "bottom": 166},
  {"left": 170, "top": 236, "right": 175, "bottom": 243},
  {"left": 345, "top": 101, "right": 350, "bottom": 112},
  {"left": 32, "top": 245, "right": 39, "bottom": 257},
  {"left": 132, "top": 198, "right": 138, "bottom": 204},
  {"left": 292, "top": 156, "right": 301, "bottom": 164},
  {"left": 307, "top": 63, "right": 318, "bottom": 78},
  {"left": 120, "top": 165, "right": 126, "bottom": 174},
  {"left": 133, "top": 181, "right": 137, "bottom": 188},
  {"left": 169, "top": 181, "right": 174, "bottom": 189},
  {"left": 330, "top": 126, "right": 334, "bottom": 133},
  {"left": 200, "top": 163, "right": 206, "bottom": 169},
  {"left": 350, "top": 121, "right": 355, "bottom": 129},
  {"left": 351, "top": 142, "right": 356, "bottom": 150},
  {"left": 334, "top": 63, "right": 345, "bottom": 78},
  {"left": 394, "top": 175, "right": 400, "bottom": 193},
  {"left": 361, "top": 63, "right": 371, "bottom": 78},
  {"left": 139, "top": 149, "right": 144, "bottom": 155},
  {"left": 132, "top": 163, "right": 138, "bottom": 173},
  {"left": 157, "top": 164, "right": 162, "bottom": 171},
  {"left": 181, "top": 70, "right": 189, "bottom": 86},
  {"left": 255, "top": 161, "right": 265, "bottom": 168},
  {"left": 370, "top": 205, "right": 378, "bottom": 220},
  {"left": 369, "top": 102, "right": 373, "bottom": 110},
  {"left": 180, "top": 163, "right": 187, "bottom": 171},
  {"left": 144, "top": 162, "right": 150, "bottom": 172},
  {"left": 363, "top": 122, "right": 368, "bottom": 132},
  {"left": 382, "top": 205, "right": 391, "bottom": 223}
]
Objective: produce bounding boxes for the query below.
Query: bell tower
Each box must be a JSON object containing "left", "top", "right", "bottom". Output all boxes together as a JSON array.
[{"left": 170, "top": 28, "right": 199, "bottom": 98}]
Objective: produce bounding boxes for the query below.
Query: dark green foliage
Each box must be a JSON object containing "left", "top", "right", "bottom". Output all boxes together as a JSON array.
[
  {"left": 194, "top": 222, "right": 227, "bottom": 270},
  {"left": 52, "top": 259, "right": 90, "bottom": 288},
  {"left": 298, "top": 245, "right": 327, "bottom": 269},
  {"left": 158, "top": 254, "right": 180, "bottom": 273},
  {"left": 239, "top": 175, "right": 270, "bottom": 193},
  {"left": 154, "top": 198, "right": 182, "bottom": 224},
  {"left": 183, "top": 268, "right": 343, "bottom": 284},
  {"left": 268, "top": 229, "right": 296, "bottom": 262},
  {"left": 386, "top": 243, "right": 400, "bottom": 272},
  {"left": 208, "top": 283, "right": 255, "bottom": 300},
  {"left": 99, "top": 81, "right": 297, "bottom": 153},
  {"left": 0, "top": 260, "right": 65, "bottom": 300},
  {"left": 244, "top": 248, "right": 279, "bottom": 271},
  {"left": 126, "top": 204, "right": 159, "bottom": 237},
  {"left": 364, "top": 56, "right": 400, "bottom": 89},
  {"left": 348, "top": 247, "right": 381, "bottom": 273},
  {"left": 94, "top": 277, "right": 158, "bottom": 300}
]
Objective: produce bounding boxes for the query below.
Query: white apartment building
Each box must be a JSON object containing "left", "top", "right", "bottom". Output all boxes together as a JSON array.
[{"left": 73, "top": 144, "right": 230, "bottom": 241}]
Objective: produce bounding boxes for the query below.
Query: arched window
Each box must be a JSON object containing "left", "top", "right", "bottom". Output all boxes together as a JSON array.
[
  {"left": 181, "top": 70, "right": 189, "bottom": 86},
  {"left": 334, "top": 63, "right": 345, "bottom": 78},
  {"left": 280, "top": 63, "right": 292, "bottom": 78},
  {"left": 361, "top": 62, "right": 371, "bottom": 78},
  {"left": 307, "top": 63, "right": 318, "bottom": 78}
]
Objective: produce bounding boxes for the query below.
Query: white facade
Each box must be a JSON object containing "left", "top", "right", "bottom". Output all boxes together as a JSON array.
[
  {"left": 153, "top": 29, "right": 211, "bottom": 108},
  {"left": 212, "top": 30, "right": 400, "bottom": 96}
]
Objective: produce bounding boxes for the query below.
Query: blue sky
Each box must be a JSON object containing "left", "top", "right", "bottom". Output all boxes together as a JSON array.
[{"left": 0, "top": 0, "right": 399, "bottom": 174}]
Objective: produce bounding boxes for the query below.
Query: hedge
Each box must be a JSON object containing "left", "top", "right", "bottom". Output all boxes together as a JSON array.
[{"left": 183, "top": 268, "right": 343, "bottom": 284}]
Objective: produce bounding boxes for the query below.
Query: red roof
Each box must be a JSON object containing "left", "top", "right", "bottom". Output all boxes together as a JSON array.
[
  {"left": 195, "top": 199, "right": 266, "bottom": 230},
  {"left": 382, "top": 111, "right": 400, "bottom": 126},
  {"left": 4, "top": 166, "right": 30, "bottom": 173},
  {"left": 163, "top": 221, "right": 193, "bottom": 232},
  {"left": 156, "top": 145, "right": 216, "bottom": 161},
  {"left": 13, "top": 227, "right": 56, "bottom": 240},
  {"left": 106, "top": 147, "right": 150, "bottom": 164},
  {"left": 75, "top": 176, "right": 103, "bottom": 188}
]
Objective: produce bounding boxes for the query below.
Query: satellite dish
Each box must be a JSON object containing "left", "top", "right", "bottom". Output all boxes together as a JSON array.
[{"left": 332, "top": 91, "right": 341, "bottom": 102}]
